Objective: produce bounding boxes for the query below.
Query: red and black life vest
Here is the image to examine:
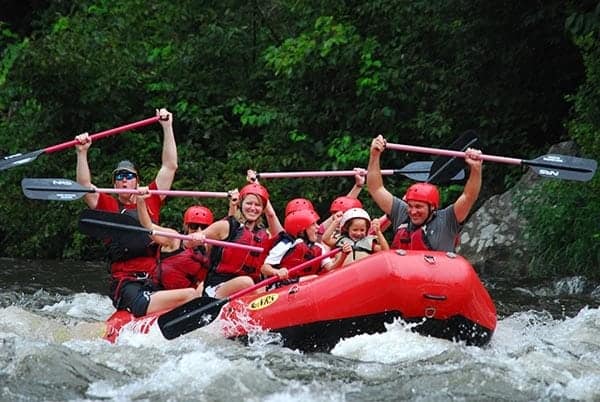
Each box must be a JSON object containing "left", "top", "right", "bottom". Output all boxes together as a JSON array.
[
  {"left": 211, "top": 216, "right": 270, "bottom": 282},
  {"left": 278, "top": 240, "right": 323, "bottom": 276},
  {"left": 157, "top": 246, "right": 209, "bottom": 289},
  {"left": 390, "top": 223, "right": 432, "bottom": 250},
  {"left": 102, "top": 208, "right": 158, "bottom": 301}
]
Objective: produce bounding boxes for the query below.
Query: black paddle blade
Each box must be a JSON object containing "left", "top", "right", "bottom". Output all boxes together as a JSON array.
[
  {"left": 0, "top": 149, "right": 44, "bottom": 171},
  {"left": 158, "top": 296, "right": 226, "bottom": 340},
  {"left": 525, "top": 154, "right": 597, "bottom": 182},
  {"left": 21, "top": 178, "right": 88, "bottom": 201},
  {"left": 428, "top": 130, "right": 480, "bottom": 184},
  {"left": 78, "top": 209, "right": 151, "bottom": 242},
  {"left": 394, "top": 161, "right": 465, "bottom": 182},
  {"left": 395, "top": 161, "right": 432, "bottom": 181}
]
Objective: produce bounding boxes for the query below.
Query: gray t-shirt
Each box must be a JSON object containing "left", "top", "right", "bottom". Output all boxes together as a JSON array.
[{"left": 390, "top": 196, "right": 461, "bottom": 252}]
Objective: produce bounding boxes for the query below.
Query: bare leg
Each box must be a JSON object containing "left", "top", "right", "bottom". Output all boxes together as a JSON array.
[
  {"left": 146, "top": 287, "right": 202, "bottom": 314},
  {"left": 215, "top": 276, "right": 255, "bottom": 298}
]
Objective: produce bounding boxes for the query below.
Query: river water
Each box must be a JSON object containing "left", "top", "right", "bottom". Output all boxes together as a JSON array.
[{"left": 1, "top": 257, "right": 599, "bottom": 402}]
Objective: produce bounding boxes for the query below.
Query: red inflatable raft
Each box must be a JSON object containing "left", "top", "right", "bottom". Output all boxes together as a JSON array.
[{"left": 103, "top": 250, "right": 496, "bottom": 350}]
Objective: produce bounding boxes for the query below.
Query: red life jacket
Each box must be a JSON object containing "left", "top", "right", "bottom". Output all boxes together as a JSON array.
[
  {"left": 110, "top": 255, "right": 157, "bottom": 280},
  {"left": 212, "top": 217, "right": 270, "bottom": 282},
  {"left": 278, "top": 241, "right": 323, "bottom": 276},
  {"left": 157, "top": 247, "right": 209, "bottom": 289},
  {"left": 102, "top": 209, "right": 158, "bottom": 301},
  {"left": 391, "top": 223, "right": 432, "bottom": 250},
  {"left": 391, "top": 212, "right": 460, "bottom": 251},
  {"left": 109, "top": 252, "right": 157, "bottom": 303}
]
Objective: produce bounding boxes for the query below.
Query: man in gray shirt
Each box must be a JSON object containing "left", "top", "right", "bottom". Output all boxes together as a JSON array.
[{"left": 366, "top": 135, "right": 483, "bottom": 252}]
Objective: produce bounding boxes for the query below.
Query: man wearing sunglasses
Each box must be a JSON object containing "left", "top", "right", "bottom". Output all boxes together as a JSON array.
[
  {"left": 74, "top": 108, "right": 177, "bottom": 222},
  {"left": 74, "top": 108, "right": 179, "bottom": 317}
]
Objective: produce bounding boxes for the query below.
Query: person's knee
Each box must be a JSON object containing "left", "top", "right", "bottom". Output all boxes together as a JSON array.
[
  {"left": 238, "top": 276, "right": 254, "bottom": 288},
  {"left": 129, "top": 290, "right": 152, "bottom": 317}
]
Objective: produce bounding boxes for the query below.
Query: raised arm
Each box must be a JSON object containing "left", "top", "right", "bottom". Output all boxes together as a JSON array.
[
  {"left": 75, "top": 132, "right": 99, "bottom": 209},
  {"left": 321, "top": 212, "right": 342, "bottom": 248},
  {"left": 371, "top": 218, "right": 390, "bottom": 252},
  {"left": 264, "top": 200, "right": 284, "bottom": 236},
  {"left": 453, "top": 148, "right": 483, "bottom": 223},
  {"left": 366, "top": 135, "right": 394, "bottom": 215},
  {"left": 154, "top": 108, "right": 178, "bottom": 193},
  {"left": 227, "top": 189, "right": 240, "bottom": 217},
  {"left": 346, "top": 168, "right": 366, "bottom": 198},
  {"left": 136, "top": 190, "right": 178, "bottom": 249},
  {"left": 246, "top": 169, "right": 283, "bottom": 235}
]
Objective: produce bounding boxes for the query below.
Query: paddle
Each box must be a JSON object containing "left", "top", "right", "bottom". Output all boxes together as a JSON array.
[
  {"left": 386, "top": 142, "right": 597, "bottom": 182},
  {"left": 256, "top": 161, "right": 465, "bottom": 182},
  {"left": 78, "top": 209, "right": 263, "bottom": 253},
  {"left": 21, "top": 178, "right": 229, "bottom": 201},
  {"left": 157, "top": 247, "right": 342, "bottom": 340},
  {"left": 0, "top": 116, "right": 160, "bottom": 171},
  {"left": 427, "top": 130, "right": 479, "bottom": 184}
]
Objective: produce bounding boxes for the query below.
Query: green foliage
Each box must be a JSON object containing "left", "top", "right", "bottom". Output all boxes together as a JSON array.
[
  {"left": 519, "top": 180, "right": 599, "bottom": 279},
  {"left": 520, "top": 9, "right": 600, "bottom": 278},
  {"left": 0, "top": 0, "right": 596, "bottom": 283}
]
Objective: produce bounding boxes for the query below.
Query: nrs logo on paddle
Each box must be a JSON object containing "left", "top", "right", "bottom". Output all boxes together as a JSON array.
[
  {"left": 539, "top": 169, "right": 559, "bottom": 177},
  {"left": 52, "top": 179, "right": 73, "bottom": 186}
]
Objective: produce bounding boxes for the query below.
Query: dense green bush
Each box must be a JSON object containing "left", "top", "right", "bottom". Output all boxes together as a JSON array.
[
  {"left": 0, "top": 0, "right": 595, "bottom": 281},
  {"left": 520, "top": 15, "right": 600, "bottom": 278}
]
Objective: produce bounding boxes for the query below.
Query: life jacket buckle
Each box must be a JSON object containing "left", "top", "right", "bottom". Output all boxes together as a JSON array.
[{"left": 133, "top": 272, "right": 150, "bottom": 280}]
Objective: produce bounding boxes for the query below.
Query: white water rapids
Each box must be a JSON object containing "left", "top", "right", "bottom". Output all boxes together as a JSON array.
[{"left": 1, "top": 259, "right": 599, "bottom": 401}]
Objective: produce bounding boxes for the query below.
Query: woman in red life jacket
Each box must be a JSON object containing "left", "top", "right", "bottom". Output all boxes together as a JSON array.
[
  {"left": 261, "top": 208, "right": 352, "bottom": 287},
  {"left": 322, "top": 207, "right": 389, "bottom": 265},
  {"left": 195, "top": 182, "right": 283, "bottom": 299},
  {"left": 366, "top": 135, "right": 483, "bottom": 252}
]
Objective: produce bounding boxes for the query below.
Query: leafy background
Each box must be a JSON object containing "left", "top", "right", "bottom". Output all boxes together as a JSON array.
[{"left": 1, "top": 0, "right": 598, "bottom": 278}]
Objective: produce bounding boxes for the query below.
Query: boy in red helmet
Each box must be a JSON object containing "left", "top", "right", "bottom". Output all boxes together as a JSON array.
[
  {"left": 366, "top": 134, "right": 483, "bottom": 252},
  {"left": 137, "top": 200, "right": 214, "bottom": 291},
  {"left": 261, "top": 208, "right": 351, "bottom": 287}
]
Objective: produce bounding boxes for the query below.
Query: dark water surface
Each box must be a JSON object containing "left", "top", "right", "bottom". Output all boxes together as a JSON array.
[{"left": 1, "top": 257, "right": 599, "bottom": 401}]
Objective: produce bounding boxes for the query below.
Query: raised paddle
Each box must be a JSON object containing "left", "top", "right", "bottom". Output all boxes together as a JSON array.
[
  {"left": 386, "top": 143, "right": 597, "bottom": 182},
  {"left": 256, "top": 161, "right": 465, "bottom": 182},
  {"left": 427, "top": 130, "right": 480, "bottom": 184},
  {"left": 157, "top": 247, "right": 343, "bottom": 340},
  {"left": 78, "top": 209, "right": 263, "bottom": 253},
  {"left": 21, "top": 178, "right": 229, "bottom": 201},
  {"left": 0, "top": 116, "right": 160, "bottom": 171}
]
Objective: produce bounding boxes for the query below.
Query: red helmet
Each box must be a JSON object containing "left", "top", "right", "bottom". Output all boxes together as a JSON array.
[
  {"left": 184, "top": 206, "right": 214, "bottom": 226},
  {"left": 284, "top": 209, "right": 320, "bottom": 237},
  {"left": 239, "top": 183, "right": 269, "bottom": 206},
  {"left": 285, "top": 198, "right": 315, "bottom": 217},
  {"left": 404, "top": 183, "right": 440, "bottom": 209},
  {"left": 329, "top": 196, "right": 363, "bottom": 213}
]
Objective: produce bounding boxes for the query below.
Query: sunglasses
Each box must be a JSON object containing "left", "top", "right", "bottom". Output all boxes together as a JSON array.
[
  {"left": 114, "top": 171, "right": 137, "bottom": 181},
  {"left": 187, "top": 223, "right": 207, "bottom": 231}
]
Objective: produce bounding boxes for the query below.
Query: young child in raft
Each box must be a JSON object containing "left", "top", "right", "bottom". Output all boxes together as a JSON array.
[
  {"left": 322, "top": 207, "right": 389, "bottom": 266},
  {"left": 260, "top": 208, "right": 352, "bottom": 290}
]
